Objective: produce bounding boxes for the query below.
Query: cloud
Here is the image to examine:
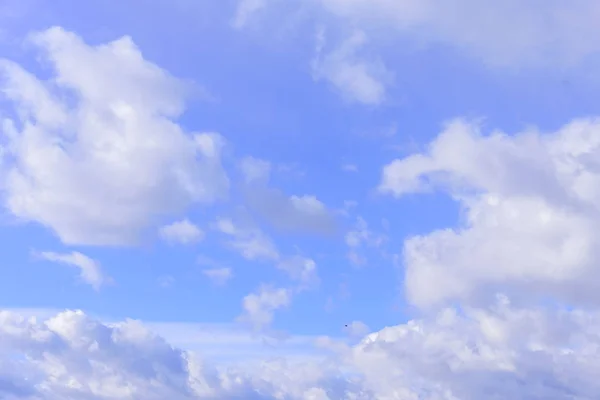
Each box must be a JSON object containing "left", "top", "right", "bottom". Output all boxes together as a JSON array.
[
  {"left": 380, "top": 117, "right": 600, "bottom": 310},
  {"left": 240, "top": 157, "right": 336, "bottom": 235},
  {"left": 347, "top": 300, "right": 600, "bottom": 398},
  {"left": 343, "top": 321, "right": 370, "bottom": 338},
  {"left": 159, "top": 219, "right": 205, "bottom": 245},
  {"left": 311, "top": 30, "right": 392, "bottom": 106},
  {"left": 277, "top": 256, "right": 319, "bottom": 288},
  {"left": 235, "top": 0, "right": 600, "bottom": 70},
  {"left": 238, "top": 285, "right": 292, "bottom": 330},
  {"left": 4, "top": 305, "right": 600, "bottom": 398},
  {"left": 232, "top": 0, "right": 269, "bottom": 29},
  {"left": 215, "top": 217, "right": 280, "bottom": 261},
  {"left": 37, "top": 251, "right": 109, "bottom": 291},
  {"left": 317, "top": 0, "right": 600, "bottom": 69},
  {"left": 0, "top": 27, "right": 228, "bottom": 246},
  {"left": 239, "top": 156, "right": 271, "bottom": 184},
  {"left": 345, "top": 217, "right": 386, "bottom": 267},
  {"left": 214, "top": 218, "right": 321, "bottom": 286},
  {"left": 202, "top": 267, "right": 233, "bottom": 286}
]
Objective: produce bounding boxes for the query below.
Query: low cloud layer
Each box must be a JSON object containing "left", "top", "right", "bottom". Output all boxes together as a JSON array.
[{"left": 2, "top": 304, "right": 600, "bottom": 399}]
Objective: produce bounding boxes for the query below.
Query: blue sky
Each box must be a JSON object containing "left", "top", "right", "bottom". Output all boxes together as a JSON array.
[{"left": 3, "top": 0, "right": 600, "bottom": 398}]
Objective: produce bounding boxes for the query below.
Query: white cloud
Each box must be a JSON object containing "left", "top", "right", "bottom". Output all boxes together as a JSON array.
[
  {"left": 347, "top": 300, "right": 600, "bottom": 398},
  {"left": 213, "top": 218, "right": 321, "bottom": 285},
  {"left": 0, "top": 27, "right": 228, "bottom": 246},
  {"left": 37, "top": 251, "right": 109, "bottom": 291},
  {"left": 4, "top": 305, "right": 600, "bottom": 398},
  {"left": 214, "top": 217, "right": 280, "bottom": 261},
  {"left": 238, "top": 285, "right": 292, "bottom": 330},
  {"left": 312, "top": 30, "right": 392, "bottom": 106},
  {"left": 202, "top": 267, "right": 233, "bottom": 286},
  {"left": 380, "top": 118, "right": 600, "bottom": 310},
  {"left": 159, "top": 219, "right": 204, "bottom": 245}
]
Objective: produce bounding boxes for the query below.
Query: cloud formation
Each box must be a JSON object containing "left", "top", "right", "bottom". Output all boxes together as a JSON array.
[
  {"left": 381, "top": 118, "right": 600, "bottom": 310},
  {"left": 0, "top": 27, "right": 229, "bottom": 246},
  {"left": 240, "top": 157, "right": 337, "bottom": 235},
  {"left": 312, "top": 30, "right": 391, "bottom": 106},
  {"left": 253, "top": 0, "right": 600, "bottom": 69},
  {"left": 159, "top": 219, "right": 205, "bottom": 245},
  {"left": 238, "top": 285, "right": 292, "bottom": 330},
  {"left": 37, "top": 251, "right": 110, "bottom": 291},
  {"left": 3, "top": 305, "right": 600, "bottom": 398}
]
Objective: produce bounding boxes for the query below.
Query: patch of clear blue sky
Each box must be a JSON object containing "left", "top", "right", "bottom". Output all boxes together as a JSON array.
[{"left": 1, "top": 0, "right": 600, "bottom": 336}]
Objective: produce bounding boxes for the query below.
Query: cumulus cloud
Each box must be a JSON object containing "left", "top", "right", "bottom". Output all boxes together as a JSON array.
[
  {"left": 37, "top": 251, "right": 109, "bottom": 291},
  {"left": 159, "top": 219, "right": 205, "bottom": 245},
  {"left": 240, "top": 157, "right": 336, "bottom": 235},
  {"left": 0, "top": 27, "right": 228, "bottom": 246},
  {"left": 311, "top": 30, "right": 392, "bottom": 106},
  {"left": 202, "top": 267, "right": 233, "bottom": 286},
  {"left": 4, "top": 304, "right": 600, "bottom": 398},
  {"left": 238, "top": 286, "right": 292, "bottom": 330},
  {"left": 380, "top": 118, "right": 600, "bottom": 310},
  {"left": 349, "top": 299, "right": 600, "bottom": 398}
]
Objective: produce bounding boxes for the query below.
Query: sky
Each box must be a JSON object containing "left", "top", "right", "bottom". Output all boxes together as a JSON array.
[{"left": 2, "top": 0, "right": 600, "bottom": 398}]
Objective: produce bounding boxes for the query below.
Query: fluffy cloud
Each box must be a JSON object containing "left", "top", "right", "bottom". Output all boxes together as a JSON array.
[
  {"left": 0, "top": 27, "right": 228, "bottom": 246},
  {"left": 159, "top": 219, "right": 205, "bottom": 245},
  {"left": 37, "top": 251, "right": 110, "bottom": 291},
  {"left": 380, "top": 118, "right": 600, "bottom": 310},
  {"left": 238, "top": 286, "right": 292, "bottom": 330},
  {"left": 4, "top": 305, "right": 600, "bottom": 398},
  {"left": 349, "top": 300, "right": 600, "bottom": 398},
  {"left": 311, "top": 30, "right": 391, "bottom": 106}
]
